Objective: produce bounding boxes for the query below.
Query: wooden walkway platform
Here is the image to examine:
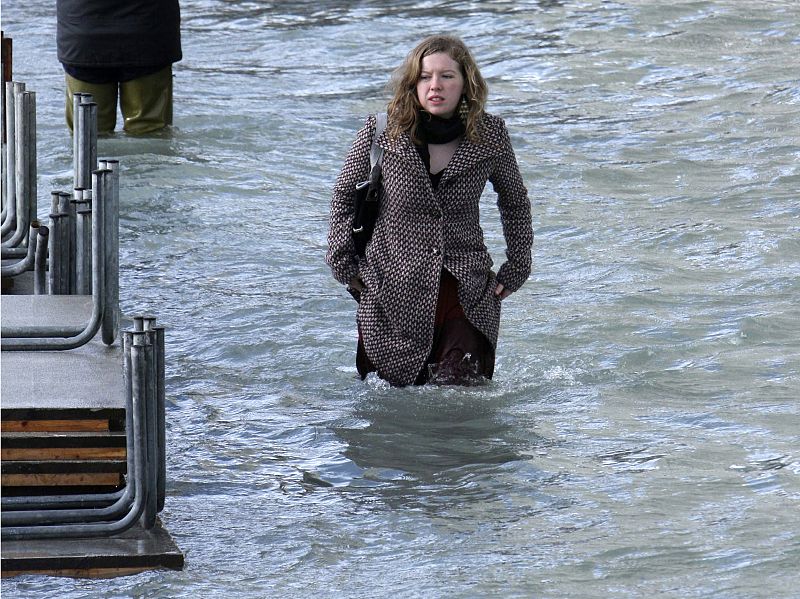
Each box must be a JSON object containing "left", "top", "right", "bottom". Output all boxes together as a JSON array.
[
  {"left": 1, "top": 281, "right": 184, "bottom": 577},
  {"left": 1, "top": 520, "right": 184, "bottom": 578}
]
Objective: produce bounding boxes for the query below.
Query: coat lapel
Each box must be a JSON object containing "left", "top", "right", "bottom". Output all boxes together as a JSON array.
[
  {"left": 377, "top": 122, "right": 506, "bottom": 188},
  {"left": 440, "top": 136, "right": 504, "bottom": 184},
  {"left": 379, "top": 131, "right": 424, "bottom": 169}
]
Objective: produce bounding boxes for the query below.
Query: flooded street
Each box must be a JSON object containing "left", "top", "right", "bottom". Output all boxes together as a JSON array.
[{"left": 3, "top": 1, "right": 799, "bottom": 597}]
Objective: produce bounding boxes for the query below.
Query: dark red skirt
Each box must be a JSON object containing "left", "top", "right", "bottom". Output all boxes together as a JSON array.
[{"left": 357, "top": 269, "right": 495, "bottom": 385}]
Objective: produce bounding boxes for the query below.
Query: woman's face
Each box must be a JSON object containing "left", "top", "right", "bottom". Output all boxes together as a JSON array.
[{"left": 416, "top": 52, "right": 465, "bottom": 119}]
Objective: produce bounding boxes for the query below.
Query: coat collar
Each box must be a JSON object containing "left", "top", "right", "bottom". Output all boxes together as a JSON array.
[{"left": 377, "top": 121, "right": 506, "bottom": 185}]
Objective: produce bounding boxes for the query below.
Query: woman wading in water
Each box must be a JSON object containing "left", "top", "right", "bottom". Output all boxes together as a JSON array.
[{"left": 327, "top": 35, "right": 533, "bottom": 386}]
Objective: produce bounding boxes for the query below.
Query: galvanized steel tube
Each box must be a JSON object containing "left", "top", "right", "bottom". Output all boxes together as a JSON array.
[
  {"left": 1, "top": 168, "right": 107, "bottom": 349},
  {"left": 26, "top": 90, "right": 37, "bottom": 235},
  {"left": 154, "top": 326, "right": 167, "bottom": 511},
  {"left": 47, "top": 212, "right": 65, "bottom": 295},
  {"left": 72, "top": 93, "right": 82, "bottom": 183},
  {"left": 34, "top": 224, "right": 49, "bottom": 294},
  {"left": 68, "top": 193, "right": 79, "bottom": 293},
  {"left": 1, "top": 82, "right": 19, "bottom": 238},
  {"left": 4, "top": 87, "right": 30, "bottom": 248},
  {"left": 0, "top": 330, "right": 150, "bottom": 538},
  {"left": 46, "top": 191, "right": 61, "bottom": 293},
  {"left": 141, "top": 330, "right": 158, "bottom": 529},
  {"left": 57, "top": 192, "right": 71, "bottom": 295},
  {"left": 74, "top": 98, "right": 97, "bottom": 191},
  {"left": 50, "top": 189, "right": 61, "bottom": 214},
  {"left": 139, "top": 319, "right": 163, "bottom": 519},
  {"left": 100, "top": 159, "right": 119, "bottom": 344},
  {"left": 86, "top": 102, "right": 98, "bottom": 185},
  {"left": 0, "top": 332, "right": 141, "bottom": 526},
  {"left": 73, "top": 93, "right": 89, "bottom": 190},
  {"left": 1, "top": 80, "right": 6, "bottom": 217},
  {"left": 1, "top": 329, "right": 134, "bottom": 511},
  {"left": 0, "top": 221, "right": 38, "bottom": 276},
  {"left": 75, "top": 205, "right": 92, "bottom": 295}
]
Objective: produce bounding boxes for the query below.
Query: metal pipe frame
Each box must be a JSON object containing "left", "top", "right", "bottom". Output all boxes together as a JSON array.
[
  {"left": 73, "top": 93, "right": 87, "bottom": 190},
  {"left": 1, "top": 79, "right": 6, "bottom": 219},
  {"left": 136, "top": 318, "right": 161, "bottom": 526},
  {"left": 27, "top": 91, "right": 37, "bottom": 240},
  {"left": 1, "top": 82, "right": 21, "bottom": 238},
  {"left": 1, "top": 318, "right": 165, "bottom": 516},
  {"left": 1, "top": 328, "right": 134, "bottom": 512},
  {"left": 73, "top": 95, "right": 96, "bottom": 192},
  {"left": 47, "top": 211, "right": 66, "bottom": 295},
  {"left": 154, "top": 327, "right": 167, "bottom": 511},
  {"left": 2, "top": 89, "right": 35, "bottom": 249},
  {"left": 56, "top": 192, "right": 72, "bottom": 295},
  {"left": 0, "top": 221, "right": 39, "bottom": 276},
  {"left": 1, "top": 330, "right": 153, "bottom": 539},
  {"left": 61, "top": 192, "right": 73, "bottom": 292},
  {"left": 75, "top": 204, "right": 92, "bottom": 295},
  {"left": 86, "top": 103, "right": 98, "bottom": 189},
  {"left": 1, "top": 332, "right": 138, "bottom": 525},
  {"left": 68, "top": 191, "right": 80, "bottom": 293},
  {"left": 99, "top": 159, "right": 119, "bottom": 345},
  {"left": 46, "top": 192, "right": 64, "bottom": 295},
  {"left": 132, "top": 317, "right": 165, "bottom": 511},
  {"left": 1, "top": 169, "right": 108, "bottom": 349},
  {"left": 33, "top": 224, "right": 49, "bottom": 294}
]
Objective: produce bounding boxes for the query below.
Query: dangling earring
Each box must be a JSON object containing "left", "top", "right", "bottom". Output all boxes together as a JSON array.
[{"left": 458, "top": 95, "right": 469, "bottom": 123}]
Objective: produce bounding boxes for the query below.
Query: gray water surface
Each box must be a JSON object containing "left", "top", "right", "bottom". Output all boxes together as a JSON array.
[{"left": 3, "top": 1, "right": 799, "bottom": 597}]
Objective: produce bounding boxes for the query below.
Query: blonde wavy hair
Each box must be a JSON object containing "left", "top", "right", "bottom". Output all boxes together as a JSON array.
[{"left": 387, "top": 35, "right": 488, "bottom": 144}]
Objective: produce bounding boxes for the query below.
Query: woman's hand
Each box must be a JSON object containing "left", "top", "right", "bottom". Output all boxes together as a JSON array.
[
  {"left": 349, "top": 276, "right": 365, "bottom": 292},
  {"left": 494, "top": 282, "right": 512, "bottom": 300},
  {"left": 347, "top": 276, "right": 366, "bottom": 303}
]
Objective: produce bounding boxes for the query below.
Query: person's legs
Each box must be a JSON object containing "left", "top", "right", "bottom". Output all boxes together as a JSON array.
[
  {"left": 119, "top": 66, "right": 173, "bottom": 134},
  {"left": 426, "top": 317, "right": 494, "bottom": 385},
  {"left": 64, "top": 74, "right": 118, "bottom": 134},
  {"left": 415, "top": 269, "right": 495, "bottom": 385}
]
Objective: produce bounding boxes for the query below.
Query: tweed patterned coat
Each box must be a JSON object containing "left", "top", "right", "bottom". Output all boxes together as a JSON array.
[{"left": 327, "top": 113, "right": 532, "bottom": 386}]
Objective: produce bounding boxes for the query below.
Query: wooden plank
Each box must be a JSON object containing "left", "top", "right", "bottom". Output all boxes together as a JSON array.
[
  {"left": 1, "top": 473, "right": 122, "bottom": 487},
  {"left": 1, "top": 431, "right": 127, "bottom": 449},
  {"left": 1, "top": 420, "right": 111, "bottom": 433},
  {"left": 2, "top": 407, "right": 125, "bottom": 424},
  {"left": 2, "top": 447, "right": 127, "bottom": 461},
  {"left": 1, "top": 483, "right": 124, "bottom": 497},
  {"left": 1, "top": 460, "right": 126, "bottom": 475}
]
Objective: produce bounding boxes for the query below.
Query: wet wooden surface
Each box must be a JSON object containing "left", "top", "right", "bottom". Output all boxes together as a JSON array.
[{"left": 1, "top": 519, "right": 184, "bottom": 577}]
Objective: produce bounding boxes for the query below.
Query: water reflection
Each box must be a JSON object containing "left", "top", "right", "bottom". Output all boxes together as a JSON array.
[{"left": 334, "top": 391, "right": 548, "bottom": 509}]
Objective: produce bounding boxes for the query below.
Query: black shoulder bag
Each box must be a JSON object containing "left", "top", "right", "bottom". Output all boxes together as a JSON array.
[{"left": 352, "top": 112, "right": 388, "bottom": 258}]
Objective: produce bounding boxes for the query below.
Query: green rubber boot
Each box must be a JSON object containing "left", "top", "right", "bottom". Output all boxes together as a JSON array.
[
  {"left": 65, "top": 75, "right": 118, "bottom": 134},
  {"left": 119, "top": 66, "right": 174, "bottom": 135}
]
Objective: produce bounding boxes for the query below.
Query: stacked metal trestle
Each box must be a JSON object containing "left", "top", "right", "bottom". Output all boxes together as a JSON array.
[
  {"left": 2, "top": 318, "right": 166, "bottom": 540},
  {"left": 1, "top": 83, "right": 170, "bottom": 546},
  {"left": 2, "top": 82, "right": 39, "bottom": 273},
  {"left": 2, "top": 89, "right": 119, "bottom": 348}
]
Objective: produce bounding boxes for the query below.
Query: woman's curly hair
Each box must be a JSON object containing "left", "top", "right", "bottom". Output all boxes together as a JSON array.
[{"left": 387, "top": 35, "right": 488, "bottom": 144}]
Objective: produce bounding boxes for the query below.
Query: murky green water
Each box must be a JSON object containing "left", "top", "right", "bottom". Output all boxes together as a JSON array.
[{"left": 3, "top": 1, "right": 799, "bottom": 597}]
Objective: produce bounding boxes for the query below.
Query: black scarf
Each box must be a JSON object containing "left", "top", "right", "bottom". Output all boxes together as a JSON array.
[
  {"left": 416, "top": 112, "right": 465, "bottom": 181},
  {"left": 416, "top": 111, "right": 465, "bottom": 145}
]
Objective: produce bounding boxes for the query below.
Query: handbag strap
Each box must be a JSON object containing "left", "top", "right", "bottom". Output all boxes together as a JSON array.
[{"left": 368, "top": 112, "right": 388, "bottom": 184}]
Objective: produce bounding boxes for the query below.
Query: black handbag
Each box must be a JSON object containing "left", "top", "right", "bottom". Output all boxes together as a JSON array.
[{"left": 352, "top": 112, "right": 388, "bottom": 258}]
